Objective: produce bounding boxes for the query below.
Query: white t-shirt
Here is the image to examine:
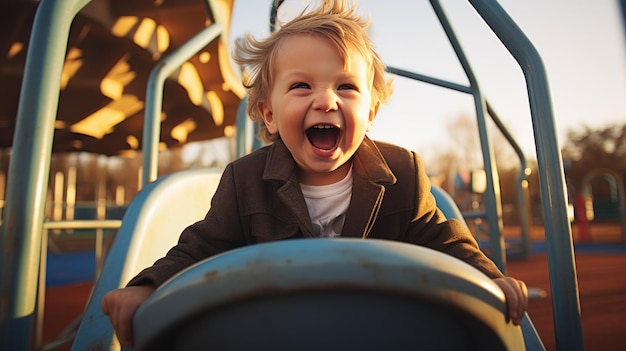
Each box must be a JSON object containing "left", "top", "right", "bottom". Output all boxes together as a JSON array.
[{"left": 300, "top": 170, "right": 353, "bottom": 238}]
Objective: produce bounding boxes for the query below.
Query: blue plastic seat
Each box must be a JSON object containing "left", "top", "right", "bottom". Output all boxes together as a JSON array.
[
  {"left": 431, "top": 184, "right": 469, "bottom": 227},
  {"left": 132, "top": 239, "right": 525, "bottom": 351}
]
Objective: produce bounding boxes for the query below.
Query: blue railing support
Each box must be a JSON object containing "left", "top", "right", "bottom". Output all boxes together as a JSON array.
[
  {"left": 469, "top": 0, "right": 583, "bottom": 349},
  {"left": 430, "top": 0, "right": 507, "bottom": 272},
  {"left": 385, "top": 66, "right": 472, "bottom": 94},
  {"left": 0, "top": 0, "right": 91, "bottom": 349},
  {"left": 142, "top": 23, "right": 224, "bottom": 188},
  {"left": 486, "top": 101, "right": 532, "bottom": 259},
  {"left": 235, "top": 96, "right": 264, "bottom": 158}
]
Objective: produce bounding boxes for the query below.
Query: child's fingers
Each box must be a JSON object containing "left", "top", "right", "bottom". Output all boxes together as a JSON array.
[
  {"left": 114, "top": 305, "right": 135, "bottom": 347},
  {"left": 515, "top": 279, "right": 529, "bottom": 324},
  {"left": 100, "top": 286, "right": 155, "bottom": 347},
  {"left": 508, "top": 278, "right": 527, "bottom": 325},
  {"left": 101, "top": 290, "right": 133, "bottom": 346},
  {"left": 494, "top": 277, "right": 528, "bottom": 325}
]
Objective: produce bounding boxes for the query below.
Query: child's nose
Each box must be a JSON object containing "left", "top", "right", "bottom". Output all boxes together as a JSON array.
[{"left": 312, "top": 90, "right": 339, "bottom": 112}]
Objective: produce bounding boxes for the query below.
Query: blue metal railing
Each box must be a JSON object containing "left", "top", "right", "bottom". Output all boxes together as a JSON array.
[
  {"left": 387, "top": 1, "right": 582, "bottom": 347},
  {"left": 429, "top": 0, "right": 507, "bottom": 272},
  {"left": 0, "top": 0, "right": 91, "bottom": 349},
  {"left": 469, "top": 0, "right": 583, "bottom": 349},
  {"left": 486, "top": 102, "right": 533, "bottom": 260},
  {"left": 142, "top": 22, "right": 224, "bottom": 187},
  {"left": 0, "top": 0, "right": 229, "bottom": 348}
]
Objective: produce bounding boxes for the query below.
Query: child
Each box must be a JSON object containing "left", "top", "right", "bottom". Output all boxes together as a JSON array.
[{"left": 102, "top": 0, "right": 528, "bottom": 347}]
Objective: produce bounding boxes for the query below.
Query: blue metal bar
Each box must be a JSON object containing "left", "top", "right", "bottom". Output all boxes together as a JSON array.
[
  {"left": 235, "top": 95, "right": 264, "bottom": 158},
  {"left": 385, "top": 66, "right": 472, "bottom": 94},
  {"left": 142, "top": 23, "right": 224, "bottom": 188},
  {"left": 236, "top": 95, "right": 250, "bottom": 158},
  {"left": 521, "top": 314, "right": 547, "bottom": 350},
  {"left": 469, "top": 0, "right": 583, "bottom": 349},
  {"left": 486, "top": 101, "right": 532, "bottom": 259},
  {"left": 0, "top": 0, "right": 91, "bottom": 349},
  {"left": 430, "top": 0, "right": 507, "bottom": 272}
]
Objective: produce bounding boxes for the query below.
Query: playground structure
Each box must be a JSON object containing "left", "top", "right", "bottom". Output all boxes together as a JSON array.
[
  {"left": 2, "top": 0, "right": 612, "bottom": 349},
  {"left": 576, "top": 169, "right": 626, "bottom": 243}
]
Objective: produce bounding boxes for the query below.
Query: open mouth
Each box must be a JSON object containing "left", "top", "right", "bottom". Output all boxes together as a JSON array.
[{"left": 306, "top": 124, "right": 340, "bottom": 151}]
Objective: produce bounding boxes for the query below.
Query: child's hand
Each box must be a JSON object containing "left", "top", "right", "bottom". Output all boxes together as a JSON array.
[
  {"left": 101, "top": 285, "right": 156, "bottom": 347},
  {"left": 493, "top": 277, "right": 528, "bottom": 325}
]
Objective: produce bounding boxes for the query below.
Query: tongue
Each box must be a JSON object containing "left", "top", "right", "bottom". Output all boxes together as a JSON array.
[{"left": 307, "top": 128, "right": 338, "bottom": 150}]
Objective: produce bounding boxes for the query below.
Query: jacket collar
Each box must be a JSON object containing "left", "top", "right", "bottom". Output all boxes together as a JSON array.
[
  {"left": 262, "top": 136, "right": 396, "bottom": 185},
  {"left": 352, "top": 136, "right": 397, "bottom": 185},
  {"left": 262, "top": 138, "right": 298, "bottom": 182},
  {"left": 262, "top": 136, "right": 396, "bottom": 239}
]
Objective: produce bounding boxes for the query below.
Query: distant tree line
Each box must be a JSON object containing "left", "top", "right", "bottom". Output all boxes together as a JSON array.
[
  {"left": 561, "top": 123, "right": 626, "bottom": 198},
  {"left": 426, "top": 115, "right": 626, "bottom": 227}
]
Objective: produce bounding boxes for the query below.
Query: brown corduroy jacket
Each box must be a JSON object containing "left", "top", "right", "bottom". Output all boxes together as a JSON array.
[{"left": 128, "top": 137, "right": 503, "bottom": 288}]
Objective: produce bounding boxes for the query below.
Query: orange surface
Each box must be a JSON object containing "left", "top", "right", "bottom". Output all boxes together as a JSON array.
[
  {"left": 507, "top": 252, "right": 626, "bottom": 350},
  {"left": 43, "top": 224, "right": 626, "bottom": 350}
]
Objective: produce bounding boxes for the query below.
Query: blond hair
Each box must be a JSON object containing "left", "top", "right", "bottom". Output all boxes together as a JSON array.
[{"left": 233, "top": 0, "right": 393, "bottom": 144}]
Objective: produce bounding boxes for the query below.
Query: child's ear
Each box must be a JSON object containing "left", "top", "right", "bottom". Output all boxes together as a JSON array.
[
  {"left": 258, "top": 100, "right": 278, "bottom": 134},
  {"left": 367, "top": 101, "right": 380, "bottom": 132}
]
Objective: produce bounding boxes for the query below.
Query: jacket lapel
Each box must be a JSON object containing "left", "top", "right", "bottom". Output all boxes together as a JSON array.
[
  {"left": 263, "top": 139, "right": 317, "bottom": 238},
  {"left": 261, "top": 137, "right": 396, "bottom": 239},
  {"left": 342, "top": 137, "right": 396, "bottom": 238}
]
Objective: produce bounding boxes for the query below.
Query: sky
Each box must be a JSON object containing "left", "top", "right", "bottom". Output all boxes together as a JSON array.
[{"left": 228, "top": 0, "right": 626, "bottom": 163}]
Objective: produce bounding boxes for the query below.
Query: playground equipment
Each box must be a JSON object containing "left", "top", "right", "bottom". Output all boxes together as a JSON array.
[
  {"left": 579, "top": 168, "right": 626, "bottom": 244},
  {"left": 0, "top": 0, "right": 585, "bottom": 350}
]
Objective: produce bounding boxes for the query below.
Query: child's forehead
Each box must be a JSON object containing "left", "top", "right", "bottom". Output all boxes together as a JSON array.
[
  {"left": 267, "top": 34, "right": 375, "bottom": 86},
  {"left": 276, "top": 34, "right": 368, "bottom": 64},
  {"left": 280, "top": 35, "right": 338, "bottom": 53}
]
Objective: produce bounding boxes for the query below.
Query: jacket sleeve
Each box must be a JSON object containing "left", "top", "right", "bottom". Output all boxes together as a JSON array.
[
  {"left": 403, "top": 152, "right": 504, "bottom": 279},
  {"left": 127, "top": 163, "right": 246, "bottom": 288}
]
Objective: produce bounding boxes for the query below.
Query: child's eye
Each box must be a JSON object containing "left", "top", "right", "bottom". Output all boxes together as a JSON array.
[
  {"left": 338, "top": 84, "right": 358, "bottom": 91},
  {"left": 289, "top": 82, "right": 310, "bottom": 90}
]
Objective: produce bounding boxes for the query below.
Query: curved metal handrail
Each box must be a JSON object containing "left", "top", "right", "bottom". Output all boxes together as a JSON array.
[
  {"left": 486, "top": 101, "right": 532, "bottom": 259},
  {"left": 0, "top": 0, "right": 92, "bottom": 349},
  {"left": 429, "top": 0, "right": 506, "bottom": 272},
  {"left": 469, "top": 0, "right": 583, "bottom": 349},
  {"left": 142, "top": 23, "right": 224, "bottom": 187}
]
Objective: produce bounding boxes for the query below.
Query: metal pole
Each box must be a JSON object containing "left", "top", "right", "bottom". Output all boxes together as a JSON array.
[
  {"left": 0, "top": 0, "right": 91, "bottom": 349},
  {"left": 430, "top": 0, "right": 507, "bottom": 272},
  {"left": 141, "top": 23, "right": 224, "bottom": 188}
]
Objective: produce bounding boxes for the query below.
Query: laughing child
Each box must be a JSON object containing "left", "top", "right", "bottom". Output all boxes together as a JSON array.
[{"left": 102, "top": 0, "right": 528, "bottom": 346}]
